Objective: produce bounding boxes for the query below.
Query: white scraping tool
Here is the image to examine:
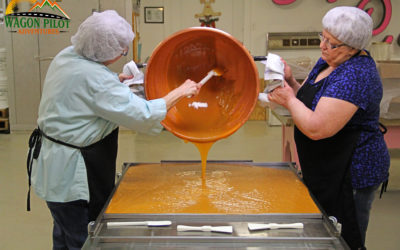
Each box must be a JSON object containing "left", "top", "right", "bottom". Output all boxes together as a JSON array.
[
  {"left": 107, "top": 220, "right": 172, "bottom": 227},
  {"left": 248, "top": 222, "right": 304, "bottom": 231},
  {"left": 187, "top": 68, "right": 223, "bottom": 98},
  {"left": 199, "top": 68, "right": 223, "bottom": 85},
  {"left": 177, "top": 225, "right": 233, "bottom": 234}
]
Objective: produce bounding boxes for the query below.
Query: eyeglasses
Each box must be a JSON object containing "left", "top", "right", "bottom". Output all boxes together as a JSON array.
[
  {"left": 318, "top": 33, "right": 347, "bottom": 50},
  {"left": 121, "top": 48, "right": 129, "bottom": 56}
]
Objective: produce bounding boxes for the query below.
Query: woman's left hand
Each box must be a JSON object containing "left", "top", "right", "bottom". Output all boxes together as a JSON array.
[
  {"left": 118, "top": 73, "right": 133, "bottom": 83},
  {"left": 268, "top": 81, "right": 296, "bottom": 109}
]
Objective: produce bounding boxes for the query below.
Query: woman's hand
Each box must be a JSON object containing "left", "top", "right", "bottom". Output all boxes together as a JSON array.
[
  {"left": 162, "top": 79, "right": 202, "bottom": 110},
  {"left": 281, "top": 59, "right": 301, "bottom": 92},
  {"left": 178, "top": 79, "right": 201, "bottom": 97},
  {"left": 118, "top": 73, "right": 133, "bottom": 83},
  {"left": 268, "top": 81, "right": 296, "bottom": 109},
  {"left": 282, "top": 59, "right": 293, "bottom": 83}
]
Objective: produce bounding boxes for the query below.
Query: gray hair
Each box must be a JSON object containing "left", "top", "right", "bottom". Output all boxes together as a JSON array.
[
  {"left": 71, "top": 10, "right": 134, "bottom": 62},
  {"left": 322, "top": 6, "right": 373, "bottom": 50}
]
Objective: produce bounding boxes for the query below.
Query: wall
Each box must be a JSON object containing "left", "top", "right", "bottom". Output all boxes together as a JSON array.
[
  {"left": 0, "top": 1, "right": 4, "bottom": 48},
  {"left": 3, "top": 0, "right": 400, "bottom": 129},
  {"left": 138, "top": 0, "right": 246, "bottom": 63},
  {"left": 138, "top": 0, "right": 400, "bottom": 76}
]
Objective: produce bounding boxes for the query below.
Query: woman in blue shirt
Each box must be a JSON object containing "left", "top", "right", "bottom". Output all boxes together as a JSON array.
[
  {"left": 268, "top": 6, "right": 390, "bottom": 250},
  {"left": 27, "top": 10, "right": 201, "bottom": 249}
]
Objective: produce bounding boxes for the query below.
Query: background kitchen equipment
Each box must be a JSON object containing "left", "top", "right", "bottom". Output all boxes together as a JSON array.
[{"left": 266, "top": 32, "right": 321, "bottom": 125}]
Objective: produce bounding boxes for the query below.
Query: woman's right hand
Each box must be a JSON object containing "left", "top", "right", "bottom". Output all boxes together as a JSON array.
[
  {"left": 179, "top": 79, "right": 201, "bottom": 97},
  {"left": 281, "top": 59, "right": 301, "bottom": 92},
  {"left": 162, "top": 79, "right": 202, "bottom": 110},
  {"left": 282, "top": 59, "right": 294, "bottom": 83}
]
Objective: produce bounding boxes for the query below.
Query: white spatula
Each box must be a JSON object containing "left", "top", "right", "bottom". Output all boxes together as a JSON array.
[
  {"left": 248, "top": 222, "right": 304, "bottom": 231},
  {"left": 107, "top": 220, "right": 172, "bottom": 227},
  {"left": 177, "top": 225, "right": 233, "bottom": 234},
  {"left": 198, "top": 68, "right": 223, "bottom": 86},
  {"left": 187, "top": 68, "right": 223, "bottom": 98}
]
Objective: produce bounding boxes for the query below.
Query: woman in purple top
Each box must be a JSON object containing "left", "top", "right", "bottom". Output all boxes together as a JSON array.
[{"left": 268, "top": 6, "right": 390, "bottom": 250}]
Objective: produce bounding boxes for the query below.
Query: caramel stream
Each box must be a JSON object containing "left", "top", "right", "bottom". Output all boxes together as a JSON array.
[{"left": 192, "top": 141, "right": 214, "bottom": 179}]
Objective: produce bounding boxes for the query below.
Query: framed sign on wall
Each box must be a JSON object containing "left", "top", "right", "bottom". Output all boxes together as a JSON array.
[{"left": 144, "top": 7, "right": 164, "bottom": 23}]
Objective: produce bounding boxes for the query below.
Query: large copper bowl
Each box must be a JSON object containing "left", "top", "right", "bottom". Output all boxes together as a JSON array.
[{"left": 145, "top": 27, "right": 259, "bottom": 143}]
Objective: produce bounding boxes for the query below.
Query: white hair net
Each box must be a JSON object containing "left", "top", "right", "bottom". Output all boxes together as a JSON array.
[
  {"left": 322, "top": 6, "right": 372, "bottom": 50},
  {"left": 71, "top": 10, "right": 135, "bottom": 62}
]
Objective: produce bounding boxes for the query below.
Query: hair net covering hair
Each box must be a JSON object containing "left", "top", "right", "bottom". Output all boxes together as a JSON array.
[
  {"left": 322, "top": 6, "right": 372, "bottom": 50},
  {"left": 71, "top": 10, "right": 135, "bottom": 62}
]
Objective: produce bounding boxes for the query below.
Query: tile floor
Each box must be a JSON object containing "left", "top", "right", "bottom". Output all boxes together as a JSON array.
[{"left": 0, "top": 121, "right": 399, "bottom": 249}]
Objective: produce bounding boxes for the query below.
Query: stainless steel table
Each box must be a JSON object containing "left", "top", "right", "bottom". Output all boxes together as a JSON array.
[{"left": 83, "top": 161, "right": 349, "bottom": 249}]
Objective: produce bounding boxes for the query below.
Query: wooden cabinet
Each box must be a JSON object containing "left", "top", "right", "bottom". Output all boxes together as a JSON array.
[{"left": 377, "top": 61, "right": 400, "bottom": 79}]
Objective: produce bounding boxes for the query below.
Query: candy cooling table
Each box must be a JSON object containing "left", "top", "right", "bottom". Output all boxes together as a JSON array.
[{"left": 82, "top": 161, "right": 348, "bottom": 249}]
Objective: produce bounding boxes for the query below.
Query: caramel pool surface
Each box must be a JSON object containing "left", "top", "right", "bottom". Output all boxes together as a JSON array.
[{"left": 105, "top": 163, "right": 320, "bottom": 214}]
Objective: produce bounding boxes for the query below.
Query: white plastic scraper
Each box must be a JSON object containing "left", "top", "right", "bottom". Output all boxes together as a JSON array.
[
  {"left": 187, "top": 68, "right": 223, "bottom": 98},
  {"left": 199, "top": 68, "right": 223, "bottom": 86},
  {"left": 177, "top": 225, "right": 233, "bottom": 234},
  {"left": 107, "top": 220, "right": 172, "bottom": 227},
  {"left": 248, "top": 222, "right": 304, "bottom": 231}
]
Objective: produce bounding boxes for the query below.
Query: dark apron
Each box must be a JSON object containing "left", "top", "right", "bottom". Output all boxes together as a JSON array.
[
  {"left": 295, "top": 79, "right": 363, "bottom": 249},
  {"left": 27, "top": 128, "right": 119, "bottom": 222}
]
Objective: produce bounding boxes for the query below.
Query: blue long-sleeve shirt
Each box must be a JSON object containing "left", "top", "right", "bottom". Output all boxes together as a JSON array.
[{"left": 32, "top": 46, "right": 166, "bottom": 202}]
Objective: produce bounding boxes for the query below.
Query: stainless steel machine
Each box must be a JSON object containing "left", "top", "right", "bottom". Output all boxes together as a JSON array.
[{"left": 82, "top": 161, "right": 349, "bottom": 249}]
